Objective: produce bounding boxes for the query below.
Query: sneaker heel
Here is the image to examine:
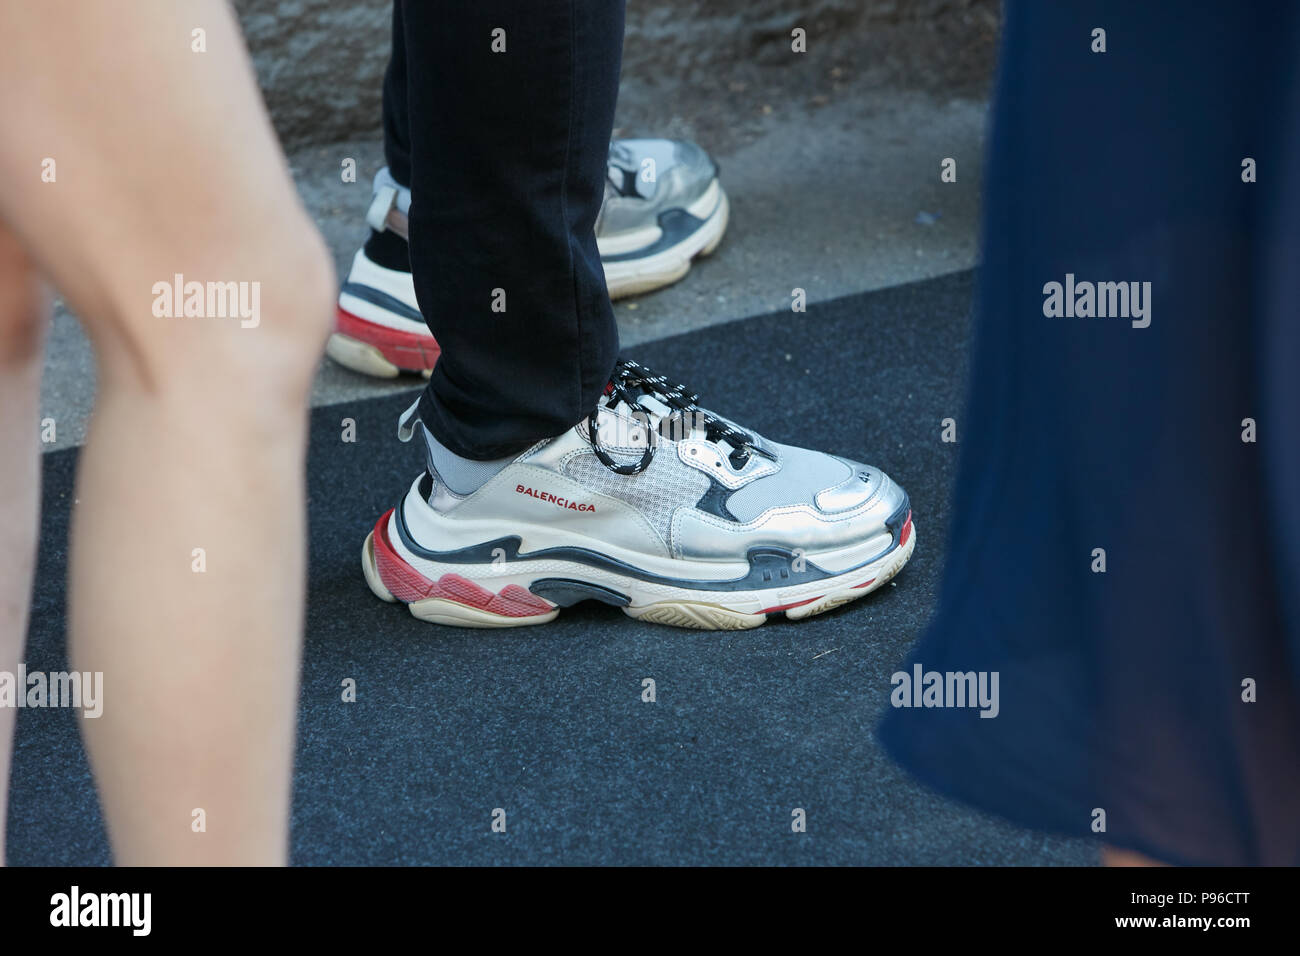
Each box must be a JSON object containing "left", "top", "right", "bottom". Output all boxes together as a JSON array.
[{"left": 363, "top": 512, "right": 559, "bottom": 628}]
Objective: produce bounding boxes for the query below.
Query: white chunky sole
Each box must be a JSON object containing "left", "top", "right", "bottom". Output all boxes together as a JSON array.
[
  {"left": 361, "top": 505, "right": 914, "bottom": 631},
  {"left": 602, "top": 182, "right": 730, "bottom": 300}
]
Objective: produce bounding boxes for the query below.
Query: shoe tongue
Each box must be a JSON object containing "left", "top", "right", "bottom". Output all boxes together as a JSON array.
[
  {"left": 601, "top": 376, "right": 664, "bottom": 414},
  {"left": 606, "top": 163, "right": 651, "bottom": 199},
  {"left": 599, "top": 388, "right": 714, "bottom": 450},
  {"left": 606, "top": 143, "right": 654, "bottom": 199},
  {"left": 597, "top": 381, "right": 651, "bottom": 425},
  {"left": 598, "top": 387, "right": 640, "bottom": 419}
]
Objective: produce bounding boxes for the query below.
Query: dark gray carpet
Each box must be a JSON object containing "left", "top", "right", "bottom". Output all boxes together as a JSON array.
[{"left": 8, "top": 270, "right": 1094, "bottom": 865}]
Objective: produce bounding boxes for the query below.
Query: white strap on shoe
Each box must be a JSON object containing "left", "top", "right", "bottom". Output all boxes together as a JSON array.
[
  {"left": 397, "top": 397, "right": 421, "bottom": 443},
  {"left": 366, "top": 185, "right": 399, "bottom": 233}
]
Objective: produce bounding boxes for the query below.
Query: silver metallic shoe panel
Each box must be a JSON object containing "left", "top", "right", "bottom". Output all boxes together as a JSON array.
[
  {"left": 599, "top": 139, "right": 717, "bottom": 236},
  {"left": 671, "top": 469, "right": 905, "bottom": 563},
  {"left": 676, "top": 437, "right": 779, "bottom": 488},
  {"left": 815, "top": 461, "right": 891, "bottom": 514}
]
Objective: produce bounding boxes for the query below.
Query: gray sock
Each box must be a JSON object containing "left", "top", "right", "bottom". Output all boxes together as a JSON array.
[{"left": 419, "top": 424, "right": 515, "bottom": 495}]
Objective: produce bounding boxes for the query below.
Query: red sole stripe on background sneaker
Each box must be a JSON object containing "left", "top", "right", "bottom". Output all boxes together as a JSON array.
[
  {"left": 760, "top": 595, "right": 823, "bottom": 615},
  {"left": 336, "top": 306, "right": 441, "bottom": 372},
  {"left": 371, "top": 510, "right": 554, "bottom": 617}
]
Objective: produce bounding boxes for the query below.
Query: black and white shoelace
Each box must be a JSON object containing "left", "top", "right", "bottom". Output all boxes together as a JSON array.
[{"left": 587, "top": 358, "right": 760, "bottom": 475}]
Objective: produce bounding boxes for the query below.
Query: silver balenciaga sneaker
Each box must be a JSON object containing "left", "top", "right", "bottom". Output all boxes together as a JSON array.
[
  {"left": 361, "top": 359, "right": 914, "bottom": 630},
  {"left": 328, "top": 139, "right": 729, "bottom": 378}
]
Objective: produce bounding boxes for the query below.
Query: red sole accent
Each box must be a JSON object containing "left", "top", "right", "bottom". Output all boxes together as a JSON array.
[
  {"left": 371, "top": 511, "right": 554, "bottom": 617},
  {"left": 847, "top": 512, "right": 912, "bottom": 590},
  {"left": 761, "top": 595, "right": 822, "bottom": 615},
  {"left": 335, "top": 305, "right": 441, "bottom": 373}
]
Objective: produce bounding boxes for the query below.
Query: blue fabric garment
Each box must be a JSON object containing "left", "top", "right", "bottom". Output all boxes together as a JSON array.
[{"left": 878, "top": 0, "right": 1300, "bottom": 865}]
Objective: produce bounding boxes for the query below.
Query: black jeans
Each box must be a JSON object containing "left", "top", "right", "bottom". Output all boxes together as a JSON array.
[{"left": 381, "top": 0, "right": 624, "bottom": 460}]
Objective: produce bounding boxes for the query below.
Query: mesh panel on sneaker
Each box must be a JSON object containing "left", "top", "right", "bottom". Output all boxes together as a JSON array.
[
  {"left": 724, "top": 444, "right": 853, "bottom": 523},
  {"left": 563, "top": 446, "right": 710, "bottom": 549}
]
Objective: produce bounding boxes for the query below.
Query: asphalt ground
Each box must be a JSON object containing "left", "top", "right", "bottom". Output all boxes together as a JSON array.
[{"left": 10, "top": 272, "right": 1096, "bottom": 865}]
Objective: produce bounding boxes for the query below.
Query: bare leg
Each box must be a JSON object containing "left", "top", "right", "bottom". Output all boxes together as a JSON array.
[
  {"left": 0, "top": 229, "right": 48, "bottom": 864},
  {"left": 0, "top": 1, "right": 334, "bottom": 863}
]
